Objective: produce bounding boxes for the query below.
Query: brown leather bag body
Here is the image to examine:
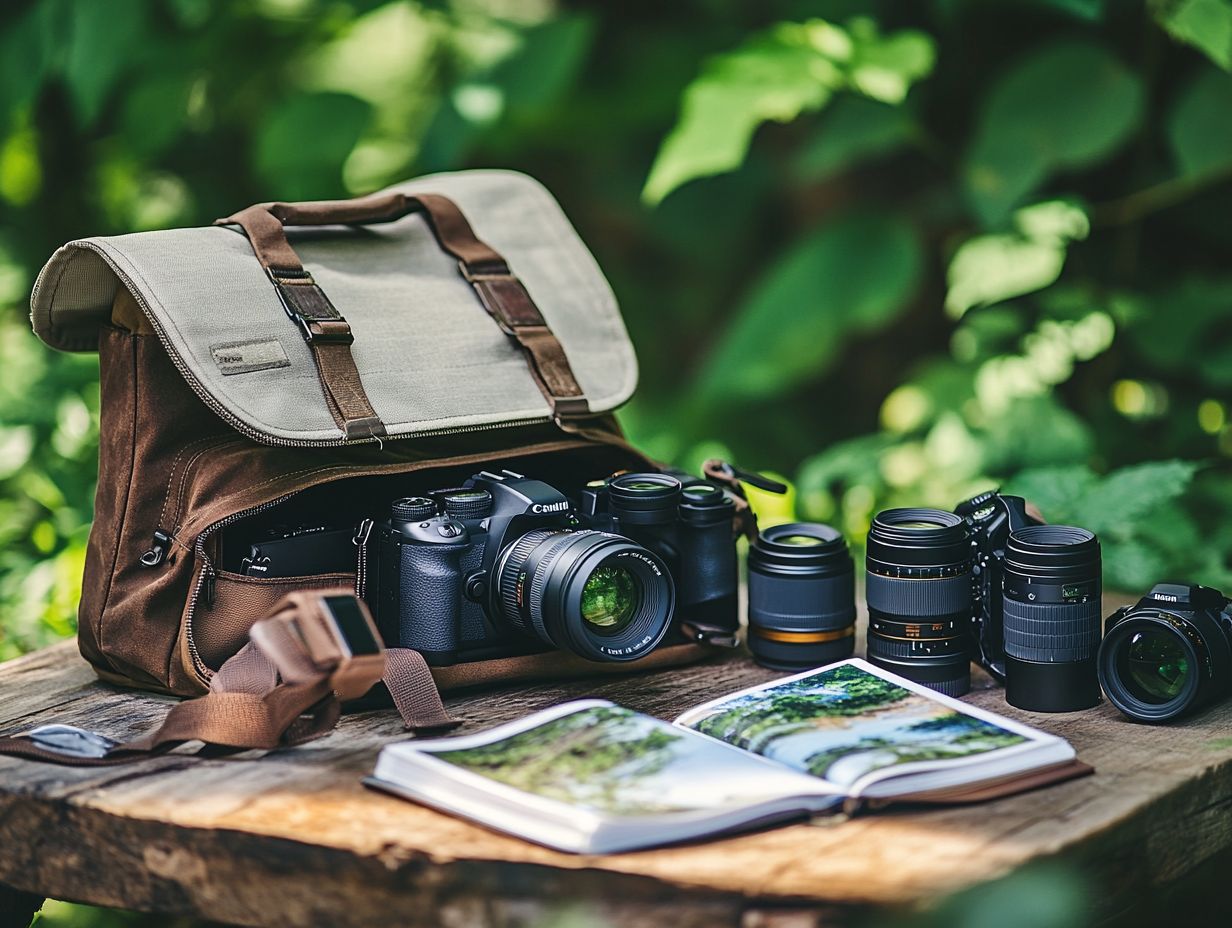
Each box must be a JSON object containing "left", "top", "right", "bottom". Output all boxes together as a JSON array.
[{"left": 30, "top": 170, "right": 719, "bottom": 700}]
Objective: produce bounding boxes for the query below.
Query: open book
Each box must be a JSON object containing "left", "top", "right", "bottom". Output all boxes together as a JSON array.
[{"left": 366, "top": 659, "right": 1090, "bottom": 854}]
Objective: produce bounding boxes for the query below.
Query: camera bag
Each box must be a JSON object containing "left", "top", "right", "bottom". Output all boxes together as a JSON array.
[{"left": 25, "top": 170, "right": 733, "bottom": 723}]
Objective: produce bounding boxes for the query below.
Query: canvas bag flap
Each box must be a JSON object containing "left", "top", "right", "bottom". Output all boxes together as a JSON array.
[{"left": 29, "top": 170, "right": 638, "bottom": 445}]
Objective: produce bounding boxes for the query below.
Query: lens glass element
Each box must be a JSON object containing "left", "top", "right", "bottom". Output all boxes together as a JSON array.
[
  {"left": 580, "top": 565, "right": 639, "bottom": 635},
  {"left": 1120, "top": 629, "right": 1190, "bottom": 704}
]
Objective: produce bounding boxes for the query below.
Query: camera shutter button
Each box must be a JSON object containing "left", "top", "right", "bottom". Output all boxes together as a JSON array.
[{"left": 437, "top": 523, "right": 464, "bottom": 538}]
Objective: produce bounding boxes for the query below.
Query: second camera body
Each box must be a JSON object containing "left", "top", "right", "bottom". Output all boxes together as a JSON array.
[
  {"left": 369, "top": 470, "right": 676, "bottom": 666},
  {"left": 579, "top": 472, "right": 739, "bottom": 637}
]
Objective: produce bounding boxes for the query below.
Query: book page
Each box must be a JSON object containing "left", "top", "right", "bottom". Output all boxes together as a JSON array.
[
  {"left": 400, "top": 700, "right": 837, "bottom": 819},
  {"left": 675, "top": 660, "right": 1059, "bottom": 793}
]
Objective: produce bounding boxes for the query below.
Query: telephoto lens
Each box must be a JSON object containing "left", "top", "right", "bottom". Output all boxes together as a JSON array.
[
  {"left": 1002, "top": 525, "right": 1102, "bottom": 712},
  {"left": 747, "top": 523, "right": 855, "bottom": 670},
  {"left": 865, "top": 509, "right": 973, "bottom": 696}
]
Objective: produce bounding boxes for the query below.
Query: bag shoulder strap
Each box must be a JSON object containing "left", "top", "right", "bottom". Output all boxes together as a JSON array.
[
  {"left": 216, "top": 191, "right": 591, "bottom": 441},
  {"left": 0, "top": 592, "right": 458, "bottom": 766}
]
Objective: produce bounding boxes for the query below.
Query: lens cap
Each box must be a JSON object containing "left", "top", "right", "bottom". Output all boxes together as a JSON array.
[{"left": 608, "top": 473, "right": 682, "bottom": 525}]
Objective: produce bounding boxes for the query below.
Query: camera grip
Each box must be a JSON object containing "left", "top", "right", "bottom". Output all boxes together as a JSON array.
[{"left": 397, "top": 543, "right": 466, "bottom": 654}]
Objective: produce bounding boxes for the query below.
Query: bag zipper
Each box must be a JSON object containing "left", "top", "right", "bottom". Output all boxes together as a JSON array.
[
  {"left": 141, "top": 434, "right": 247, "bottom": 568},
  {"left": 66, "top": 241, "right": 558, "bottom": 448},
  {"left": 354, "top": 518, "right": 375, "bottom": 598},
  {"left": 181, "top": 437, "right": 607, "bottom": 683}
]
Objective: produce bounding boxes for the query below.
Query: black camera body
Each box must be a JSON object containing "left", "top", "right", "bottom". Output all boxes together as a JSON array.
[
  {"left": 954, "top": 490, "right": 1042, "bottom": 681},
  {"left": 1099, "top": 583, "right": 1232, "bottom": 722},
  {"left": 368, "top": 470, "right": 676, "bottom": 666},
  {"left": 578, "top": 472, "right": 739, "bottom": 639}
]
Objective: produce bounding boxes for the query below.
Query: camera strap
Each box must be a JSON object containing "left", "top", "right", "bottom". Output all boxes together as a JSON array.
[{"left": 0, "top": 595, "right": 459, "bottom": 766}]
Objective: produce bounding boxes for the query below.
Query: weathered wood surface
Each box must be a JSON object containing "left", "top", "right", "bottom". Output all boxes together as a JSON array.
[{"left": 2, "top": 595, "right": 1232, "bottom": 928}]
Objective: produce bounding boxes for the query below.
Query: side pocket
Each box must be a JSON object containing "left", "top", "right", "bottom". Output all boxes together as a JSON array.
[{"left": 195, "top": 568, "right": 356, "bottom": 671}]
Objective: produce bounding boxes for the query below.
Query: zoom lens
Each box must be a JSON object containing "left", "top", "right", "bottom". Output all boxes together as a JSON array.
[
  {"left": 493, "top": 528, "right": 674, "bottom": 662},
  {"left": 1002, "top": 525, "right": 1102, "bottom": 712},
  {"left": 866, "top": 508, "right": 973, "bottom": 696},
  {"left": 747, "top": 523, "right": 855, "bottom": 670}
]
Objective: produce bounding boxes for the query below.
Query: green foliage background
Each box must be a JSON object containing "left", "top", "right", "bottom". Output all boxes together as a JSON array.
[{"left": 2, "top": 0, "right": 1231, "bottom": 669}]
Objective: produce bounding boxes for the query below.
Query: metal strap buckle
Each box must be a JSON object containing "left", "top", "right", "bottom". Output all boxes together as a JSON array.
[
  {"left": 458, "top": 258, "right": 512, "bottom": 283},
  {"left": 266, "top": 267, "right": 354, "bottom": 345},
  {"left": 26, "top": 724, "right": 119, "bottom": 759}
]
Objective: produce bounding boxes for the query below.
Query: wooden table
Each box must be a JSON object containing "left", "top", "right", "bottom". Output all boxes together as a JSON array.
[{"left": 3, "top": 616, "right": 1232, "bottom": 928}]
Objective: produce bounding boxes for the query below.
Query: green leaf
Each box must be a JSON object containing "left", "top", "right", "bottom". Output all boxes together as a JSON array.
[
  {"left": 696, "top": 212, "right": 923, "bottom": 400},
  {"left": 1025, "top": 0, "right": 1105, "bottom": 20},
  {"left": 643, "top": 19, "right": 934, "bottom": 205},
  {"left": 255, "top": 92, "right": 372, "bottom": 200},
  {"left": 1155, "top": 0, "right": 1232, "bottom": 70},
  {"left": 121, "top": 75, "right": 195, "bottom": 158},
  {"left": 1004, "top": 465, "right": 1098, "bottom": 521},
  {"left": 795, "top": 96, "right": 911, "bottom": 180},
  {"left": 0, "top": 2, "right": 60, "bottom": 130},
  {"left": 642, "top": 23, "right": 840, "bottom": 206},
  {"left": 1070, "top": 460, "right": 1198, "bottom": 536},
  {"left": 945, "top": 201, "right": 1089, "bottom": 318},
  {"left": 964, "top": 40, "right": 1143, "bottom": 224},
  {"left": 1167, "top": 68, "right": 1232, "bottom": 177},
  {"left": 63, "top": 0, "right": 147, "bottom": 127},
  {"left": 845, "top": 20, "right": 935, "bottom": 104}
]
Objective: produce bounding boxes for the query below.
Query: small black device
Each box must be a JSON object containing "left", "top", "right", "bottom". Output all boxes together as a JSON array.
[
  {"left": 367, "top": 471, "right": 675, "bottom": 666},
  {"left": 865, "top": 508, "right": 974, "bottom": 696},
  {"left": 579, "top": 472, "right": 738, "bottom": 639},
  {"left": 954, "top": 491, "right": 1042, "bottom": 680},
  {"left": 1002, "top": 525, "right": 1103, "bottom": 712},
  {"left": 1098, "top": 583, "right": 1232, "bottom": 723},
  {"left": 746, "top": 522, "right": 855, "bottom": 670},
  {"left": 238, "top": 524, "right": 356, "bottom": 577}
]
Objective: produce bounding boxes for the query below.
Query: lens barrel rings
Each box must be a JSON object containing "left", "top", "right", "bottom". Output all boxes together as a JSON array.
[
  {"left": 747, "top": 523, "right": 855, "bottom": 670},
  {"left": 865, "top": 508, "right": 973, "bottom": 695},
  {"left": 1002, "top": 525, "right": 1102, "bottom": 712}
]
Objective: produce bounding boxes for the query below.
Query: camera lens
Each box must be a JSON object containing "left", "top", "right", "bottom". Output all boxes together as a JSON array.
[
  {"left": 1120, "top": 629, "right": 1190, "bottom": 702},
  {"left": 1002, "top": 525, "right": 1102, "bottom": 712},
  {"left": 865, "top": 508, "right": 973, "bottom": 696},
  {"left": 607, "top": 473, "right": 682, "bottom": 526},
  {"left": 747, "top": 523, "right": 855, "bottom": 670},
  {"left": 493, "top": 528, "right": 674, "bottom": 662}
]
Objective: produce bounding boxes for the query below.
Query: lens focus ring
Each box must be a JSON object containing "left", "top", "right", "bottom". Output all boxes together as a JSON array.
[
  {"left": 1003, "top": 597, "right": 1101, "bottom": 662},
  {"left": 866, "top": 572, "right": 971, "bottom": 617}
]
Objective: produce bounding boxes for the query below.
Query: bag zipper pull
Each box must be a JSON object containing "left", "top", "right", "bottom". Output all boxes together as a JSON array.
[
  {"left": 354, "top": 518, "right": 375, "bottom": 598},
  {"left": 702, "top": 460, "right": 788, "bottom": 495},
  {"left": 203, "top": 565, "right": 217, "bottom": 608},
  {"left": 140, "top": 529, "right": 173, "bottom": 567}
]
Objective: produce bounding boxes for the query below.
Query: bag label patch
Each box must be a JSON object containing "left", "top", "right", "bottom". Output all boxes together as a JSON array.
[{"left": 210, "top": 338, "right": 291, "bottom": 376}]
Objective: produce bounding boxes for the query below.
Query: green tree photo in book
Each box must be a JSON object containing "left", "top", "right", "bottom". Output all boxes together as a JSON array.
[
  {"left": 431, "top": 706, "right": 687, "bottom": 816},
  {"left": 367, "top": 660, "right": 1090, "bottom": 854},
  {"left": 685, "top": 665, "right": 1027, "bottom": 785}
]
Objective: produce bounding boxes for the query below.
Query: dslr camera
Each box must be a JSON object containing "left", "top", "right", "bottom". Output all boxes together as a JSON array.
[
  {"left": 1099, "top": 583, "right": 1232, "bottom": 722},
  {"left": 954, "top": 490, "right": 1044, "bottom": 681},
  {"left": 366, "top": 470, "right": 683, "bottom": 666}
]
